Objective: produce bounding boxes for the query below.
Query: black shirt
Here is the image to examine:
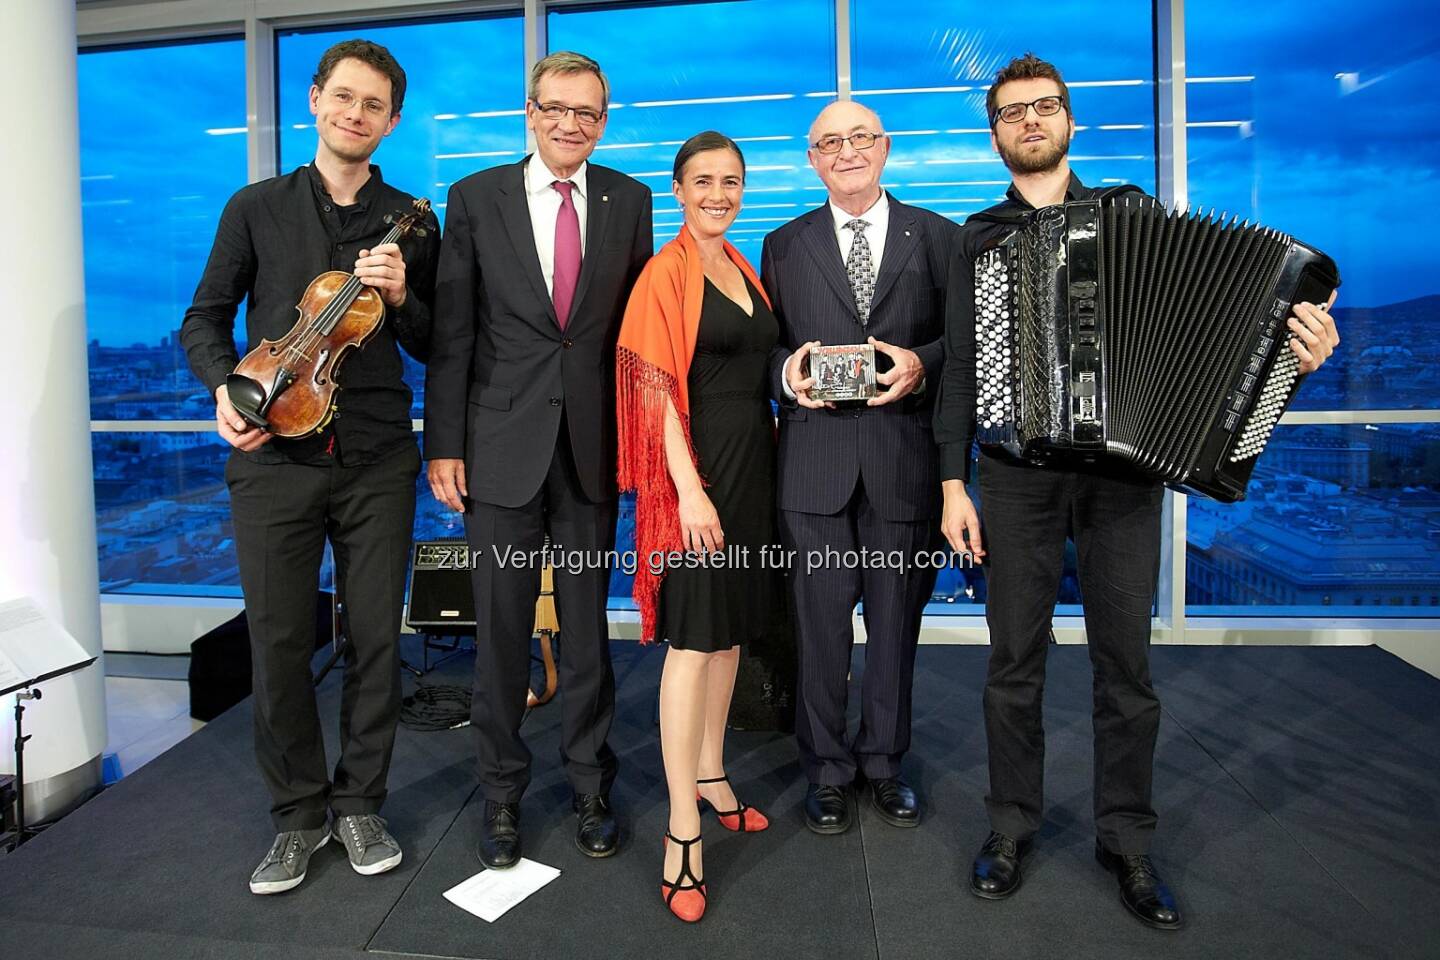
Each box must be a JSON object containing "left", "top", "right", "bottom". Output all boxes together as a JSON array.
[
  {"left": 933, "top": 172, "right": 1110, "bottom": 482},
  {"left": 180, "top": 164, "right": 440, "bottom": 466}
]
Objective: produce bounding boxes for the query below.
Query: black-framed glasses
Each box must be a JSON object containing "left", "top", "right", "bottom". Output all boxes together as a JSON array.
[
  {"left": 533, "top": 101, "right": 605, "bottom": 126},
  {"left": 811, "top": 131, "right": 885, "bottom": 154},
  {"left": 992, "top": 96, "right": 1066, "bottom": 125}
]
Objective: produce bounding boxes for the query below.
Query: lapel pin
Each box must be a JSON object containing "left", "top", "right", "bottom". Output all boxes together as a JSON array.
[
  {"left": 904, "top": 230, "right": 911, "bottom": 237},
  {"left": 602, "top": 195, "right": 609, "bottom": 202}
]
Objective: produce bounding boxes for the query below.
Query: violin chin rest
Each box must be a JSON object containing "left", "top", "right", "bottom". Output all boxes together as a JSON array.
[{"left": 225, "top": 373, "right": 271, "bottom": 431}]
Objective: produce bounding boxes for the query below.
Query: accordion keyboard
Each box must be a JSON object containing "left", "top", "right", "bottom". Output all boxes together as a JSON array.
[
  {"left": 1229, "top": 337, "right": 1299, "bottom": 462},
  {"left": 975, "top": 247, "right": 1016, "bottom": 438}
]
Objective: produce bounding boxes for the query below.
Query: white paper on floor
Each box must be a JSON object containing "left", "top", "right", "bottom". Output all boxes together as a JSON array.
[{"left": 443, "top": 858, "right": 562, "bottom": 922}]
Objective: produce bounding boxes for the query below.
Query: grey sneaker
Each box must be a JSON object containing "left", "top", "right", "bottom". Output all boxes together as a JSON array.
[
  {"left": 332, "top": 814, "right": 403, "bottom": 876},
  {"left": 249, "top": 826, "right": 330, "bottom": 895}
]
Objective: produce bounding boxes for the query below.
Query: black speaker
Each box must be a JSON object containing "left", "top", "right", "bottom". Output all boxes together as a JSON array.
[
  {"left": 406, "top": 540, "right": 476, "bottom": 633},
  {"left": 188, "top": 593, "right": 334, "bottom": 721}
]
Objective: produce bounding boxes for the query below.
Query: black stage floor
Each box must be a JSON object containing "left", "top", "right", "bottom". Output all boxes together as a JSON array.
[{"left": 2, "top": 642, "right": 1437, "bottom": 960}]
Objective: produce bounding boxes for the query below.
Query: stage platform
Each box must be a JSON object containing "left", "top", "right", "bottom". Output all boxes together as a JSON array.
[{"left": 1, "top": 641, "right": 1436, "bottom": 960}]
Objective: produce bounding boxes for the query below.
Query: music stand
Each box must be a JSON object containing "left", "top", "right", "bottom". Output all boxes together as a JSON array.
[{"left": 0, "top": 597, "right": 97, "bottom": 851}]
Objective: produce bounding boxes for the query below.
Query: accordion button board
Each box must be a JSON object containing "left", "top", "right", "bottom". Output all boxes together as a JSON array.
[{"left": 973, "top": 195, "right": 1340, "bottom": 502}]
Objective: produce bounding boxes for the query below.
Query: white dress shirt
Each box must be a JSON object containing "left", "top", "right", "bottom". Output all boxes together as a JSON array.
[{"left": 524, "top": 152, "right": 589, "bottom": 297}]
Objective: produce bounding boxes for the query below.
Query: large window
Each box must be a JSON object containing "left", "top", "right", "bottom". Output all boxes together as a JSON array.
[
  {"left": 1184, "top": 0, "right": 1440, "bottom": 615},
  {"left": 548, "top": 0, "right": 837, "bottom": 264},
  {"left": 851, "top": 1, "right": 1158, "bottom": 611},
  {"left": 79, "top": 38, "right": 248, "bottom": 421},
  {"left": 78, "top": 3, "right": 1438, "bottom": 628},
  {"left": 93, "top": 432, "right": 239, "bottom": 596},
  {"left": 852, "top": 0, "right": 1156, "bottom": 225},
  {"left": 1188, "top": 425, "right": 1440, "bottom": 615},
  {"left": 550, "top": 0, "right": 836, "bottom": 603},
  {"left": 276, "top": 16, "right": 527, "bottom": 555},
  {"left": 81, "top": 39, "right": 248, "bottom": 597},
  {"left": 278, "top": 15, "right": 528, "bottom": 421}
]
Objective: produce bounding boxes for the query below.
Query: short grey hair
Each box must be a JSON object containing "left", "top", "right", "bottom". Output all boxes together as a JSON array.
[{"left": 528, "top": 51, "right": 610, "bottom": 108}]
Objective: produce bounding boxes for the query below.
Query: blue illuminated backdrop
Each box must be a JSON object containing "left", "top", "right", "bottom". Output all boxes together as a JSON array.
[{"left": 78, "top": 2, "right": 1439, "bottom": 614}]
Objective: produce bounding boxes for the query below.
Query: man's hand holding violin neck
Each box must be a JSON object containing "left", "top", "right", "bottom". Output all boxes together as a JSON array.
[{"left": 355, "top": 242, "right": 408, "bottom": 309}]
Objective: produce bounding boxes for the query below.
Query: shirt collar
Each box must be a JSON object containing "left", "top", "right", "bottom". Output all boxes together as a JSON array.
[
  {"left": 1004, "top": 171, "right": 1089, "bottom": 209},
  {"left": 527, "top": 153, "right": 588, "bottom": 200},
  {"left": 828, "top": 189, "right": 889, "bottom": 234},
  {"left": 306, "top": 162, "right": 382, "bottom": 210}
]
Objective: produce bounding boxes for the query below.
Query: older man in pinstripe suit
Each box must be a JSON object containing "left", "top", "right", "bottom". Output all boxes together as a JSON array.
[{"left": 761, "top": 100, "right": 960, "bottom": 834}]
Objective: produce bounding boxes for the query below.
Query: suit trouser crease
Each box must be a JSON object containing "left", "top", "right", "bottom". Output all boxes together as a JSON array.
[
  {"left": 465, "top": 430, "right": 618, "bottom": 803},
  {"left": 979, "top": 455, "right": 1162, "bottom": 854},
  {"left": 782, "top": 476, "right": 937, "bottom": 784},
  {"left": 226, "top": 446, "right": 418, "bottom": 831}
]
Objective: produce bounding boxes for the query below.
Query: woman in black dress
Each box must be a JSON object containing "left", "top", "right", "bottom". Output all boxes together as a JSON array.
[{"left": 616, "top": 131, "right": 781, "bottom": 923}]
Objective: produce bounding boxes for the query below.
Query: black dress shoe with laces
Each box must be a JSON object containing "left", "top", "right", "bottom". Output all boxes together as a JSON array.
[
  {"left": 970, "top": 831, "right": 1030, "bottom": 900},
  {"left": 866, "top": 776, "right": 919, "bottom": 827},
  {"left": 573, "top": 793, "right": 619, "bottom": 858},
  {"left": 804, "top": 783, "right": 852, "bottom": 835},
  {"left": 478, "top": 800, "right": 521, "bottom": 870},
  {"left": 1095, "top": 841, "right": 1184, "bottom": 930}
]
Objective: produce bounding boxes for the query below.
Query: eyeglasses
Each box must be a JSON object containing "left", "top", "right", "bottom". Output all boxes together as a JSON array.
[
  {"left": 534, "top": 101, "right": 605, "bottom": 126},
  {"left": 992, "top": 96, "right": 1066, "bottom": 125},
  {"left": 811, "top": 131, "right": 885, "bottom": 155},
  {"left": 327, "top": 89, "right": 390, "bottom": 117}
]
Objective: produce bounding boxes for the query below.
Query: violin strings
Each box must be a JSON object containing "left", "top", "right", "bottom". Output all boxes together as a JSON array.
[{"left": 277, "top": 220, "right": 409, "bottom": 369}]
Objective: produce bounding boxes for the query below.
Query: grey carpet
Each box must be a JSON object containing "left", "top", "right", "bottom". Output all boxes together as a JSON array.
[{"left": 1, "top": 639, "right": 1434, "bottom": 960}]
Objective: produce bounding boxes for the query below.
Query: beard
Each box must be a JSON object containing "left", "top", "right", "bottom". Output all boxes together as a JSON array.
[{"left": 997, "top": 127, "right": 1071, "bottom": 175}]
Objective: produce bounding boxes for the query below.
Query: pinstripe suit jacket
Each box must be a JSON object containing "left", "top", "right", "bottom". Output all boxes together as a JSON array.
[{"left": 761, "top": 195, "right": 960, "bottom": 521}]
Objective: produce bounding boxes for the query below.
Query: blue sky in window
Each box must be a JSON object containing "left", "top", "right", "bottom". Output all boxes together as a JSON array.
[
  {"left": 78, "top": 1, "right": 1439, "bottom": 341},
  {"left": 78, "top": 2, "right": 1438, "bottom": 602}
]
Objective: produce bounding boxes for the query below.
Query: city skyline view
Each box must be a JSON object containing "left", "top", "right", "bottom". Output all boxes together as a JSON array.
[{"left": 78, "top": 1, "right": 1439, "bottom": 615}]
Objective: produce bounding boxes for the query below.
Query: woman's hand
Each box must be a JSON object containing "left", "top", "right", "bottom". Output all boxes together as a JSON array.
[{"left": 678, "top": 488, "right": 725, "bottom": 553}]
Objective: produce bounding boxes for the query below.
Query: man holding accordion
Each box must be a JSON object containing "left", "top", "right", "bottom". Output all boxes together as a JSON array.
[{"left": 933, "top": 53, "right": 1339, "bottom": 930}]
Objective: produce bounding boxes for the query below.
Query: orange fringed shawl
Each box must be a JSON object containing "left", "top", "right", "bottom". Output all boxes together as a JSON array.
[{"left": 616, "top": 228, "right": 771, "bottom": 644}]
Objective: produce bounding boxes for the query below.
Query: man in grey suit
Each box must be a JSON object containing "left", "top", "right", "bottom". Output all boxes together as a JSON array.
[
  {"left": 425, "top": 51, "right": 653, "bottom": 869},
  {"left": 762, "top": 100, "right": 959, "bottom": 834}
]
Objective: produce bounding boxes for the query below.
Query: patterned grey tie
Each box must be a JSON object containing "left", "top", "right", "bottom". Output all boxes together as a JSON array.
[{"left": 844, "top": 218, "right": 875, "bottom": 324}]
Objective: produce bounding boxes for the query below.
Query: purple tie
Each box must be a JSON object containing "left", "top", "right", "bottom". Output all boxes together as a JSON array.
[{"left": 552, "top": 180, "right": 581, "bottom": 330}]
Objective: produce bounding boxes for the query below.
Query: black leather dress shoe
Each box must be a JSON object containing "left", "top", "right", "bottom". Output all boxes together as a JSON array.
[
  {"left": 478, "top": 800, "right": 521, "bottom": 870},
  {"left": 804, "top": 783, "right": 852, "bottom": 834},
  {"left": 1095, "top": 842, "right": 1184, "bottom": 930},
  {"left": 867, "top": 776, "right": 919, "bottom": 827},
  {"left": 970, "top": 831, "right": 1030, "bottom": 900},
  {"left": 573, "top": 793, "right": 619, "bottom": 858}
]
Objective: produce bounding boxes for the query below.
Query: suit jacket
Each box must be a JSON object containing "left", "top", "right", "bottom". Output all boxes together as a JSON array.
[
  {"left": 424, "top": 158, "right": 653, "bottom": 507},
  {"left": 761, "top": 194, "right": 959, "bottom": 521}
]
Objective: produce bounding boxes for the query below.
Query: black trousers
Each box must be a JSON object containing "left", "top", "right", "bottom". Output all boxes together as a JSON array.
[
  {"left": 978, "top": 453, "right": 1164, "bottom": 855},
  {"left": 226, "top": 443, "right": 419, "bottom": 832},
  {"left": 464, "top": 434, "right": 618, "bottom": 803},
  {"left": 781, "top": 476, "right": 940, "bottom": 785}
]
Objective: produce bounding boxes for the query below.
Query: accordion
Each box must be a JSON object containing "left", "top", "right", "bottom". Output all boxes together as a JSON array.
[{"left": 973, "top": 194, "right": 1340, "bottom": 502}]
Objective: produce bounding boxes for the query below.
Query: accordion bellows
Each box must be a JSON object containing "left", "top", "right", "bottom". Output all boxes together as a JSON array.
[{"left": 974, "top": 195, "right": 1340, "bottom": 502}]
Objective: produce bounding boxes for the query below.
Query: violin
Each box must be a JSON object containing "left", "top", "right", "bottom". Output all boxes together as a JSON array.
[{"left": 225, "top": 198, "right": 431, "bottom": 437}]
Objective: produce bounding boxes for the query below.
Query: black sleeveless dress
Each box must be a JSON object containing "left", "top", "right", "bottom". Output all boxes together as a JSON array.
[{"left": 657, "top": 274, "right": 781, "bottom": 652}]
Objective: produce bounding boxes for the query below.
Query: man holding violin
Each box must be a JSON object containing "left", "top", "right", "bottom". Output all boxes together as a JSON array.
[{"left": 180, "top": 39, "right": 439, "bottom": 896}]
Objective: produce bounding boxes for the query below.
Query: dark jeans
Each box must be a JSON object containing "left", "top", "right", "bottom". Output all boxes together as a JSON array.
[
  {"left": 226, "top": 443, "right": 419, "bottom": 831},
  {"left": 978, "top": 453, "right": 1164, "bottom": 855}
]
